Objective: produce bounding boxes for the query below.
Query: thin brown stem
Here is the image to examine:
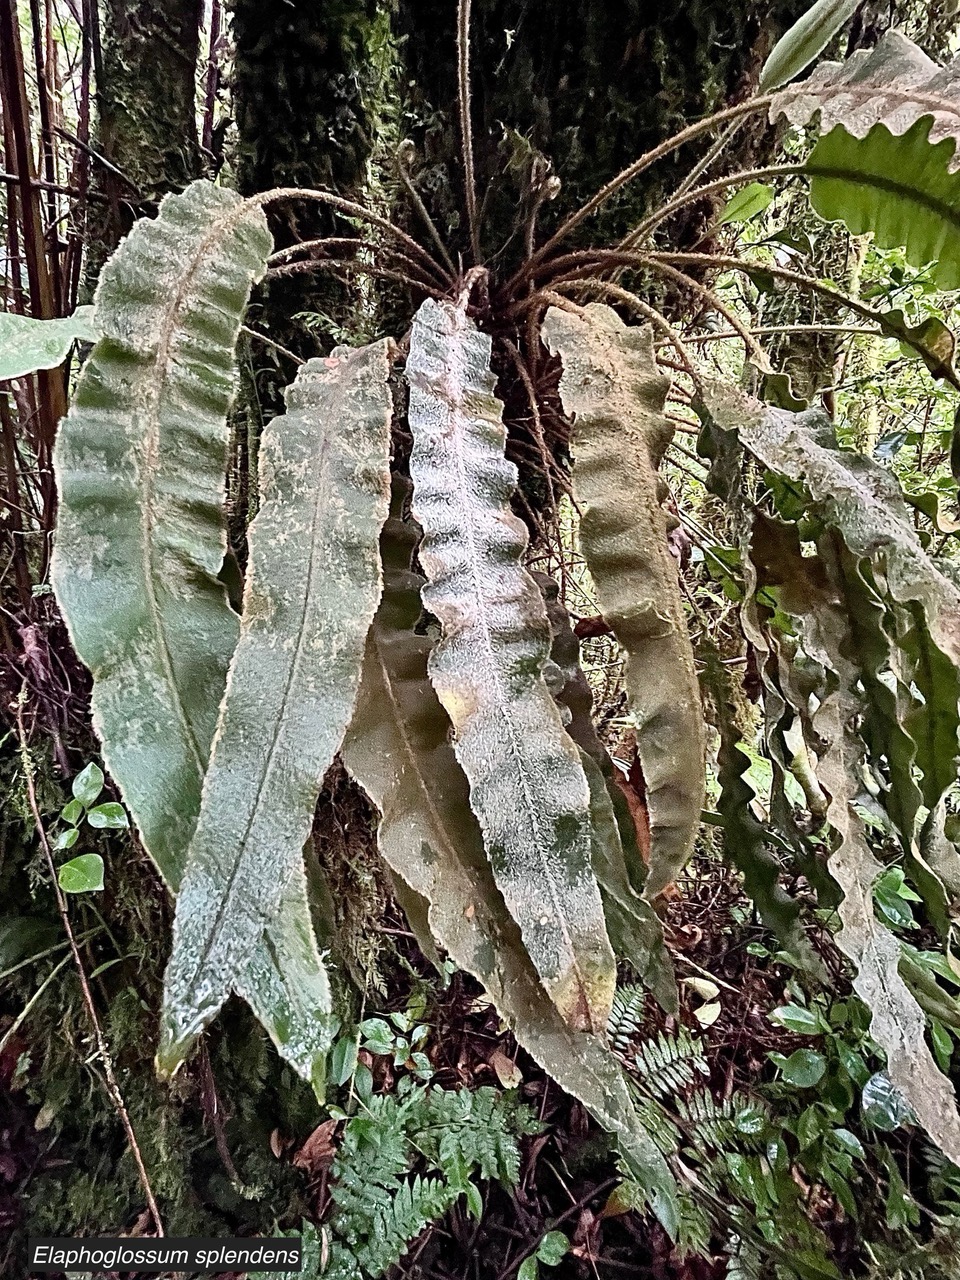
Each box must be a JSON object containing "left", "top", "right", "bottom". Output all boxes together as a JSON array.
[
  {"left": 501, "top": 337, "right": 563, "bottom": 514},
  {"left": 14, "top": 695, "right": 164, "bottom": 1237},
  {"left": 646, "top": 251, "right": 960, "bottom": 387},
  {"left": 622, "top": 163, "right": 805, "bottom": 249},
  {"left": 269, "top": 236, "right": 440, "bottom": 292},
  {"left": 240, "top": 325, "right": 304, "bottom": 366},
  {"left": 456, "top": 0, "right": 480, "bottom": 264},
  {"left": 259, "top": 187, "right": 454, "bottom": 288},
  {"left": 686, "top": 323, "right": 879, "bottom": 343},
  {"left": 516, "top": 95, "right": 773, "bottom": 281},
  {"left": 268, "top": 256, "right": 433, "bottom": 296},
  {"left": 396, "top": 142, "right": 457, "bottom": 277}
]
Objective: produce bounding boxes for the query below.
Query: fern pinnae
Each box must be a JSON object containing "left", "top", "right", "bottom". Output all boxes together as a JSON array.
[{"left": 406, "top": 296, "right": 616, "bottom": 1033}]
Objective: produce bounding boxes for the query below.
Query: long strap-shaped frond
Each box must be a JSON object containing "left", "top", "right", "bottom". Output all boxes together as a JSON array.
[
  {"left": 53, "top": 180, "right": 270, "bottom": 883},
  {"left": 158, "top": 343, "right": 392, "bottom": 1075},
  {"left": 543, "top": 304, "right": 706, "bottom": 899},
  {"left": 342, "top": 511, "right": 679, "bottom": 1231},
  {"left": 405, "top": 298, "right": 615, "bottom": 1033},
  {"left": 52, "top": 182, "right": 336, "bottom": 1085}
]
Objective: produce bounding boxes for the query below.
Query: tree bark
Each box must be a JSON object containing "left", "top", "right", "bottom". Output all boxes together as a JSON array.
[
  {"left": 84, "top": 0, "right": 203, "bottom": 283},
  {"left": 229, "top": 0, "right": 379, "bottom": 366}
]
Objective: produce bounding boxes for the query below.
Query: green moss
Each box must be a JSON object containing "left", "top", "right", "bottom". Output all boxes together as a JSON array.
[
  {"left": 0, "top": 738, "right": 317, "bottom": 1252},
  {"left": 83, "top": 1, "right": 203, "bottom": 287}
]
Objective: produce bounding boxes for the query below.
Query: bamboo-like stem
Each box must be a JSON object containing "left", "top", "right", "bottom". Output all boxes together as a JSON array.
[
  {"left": 201, "top": 0, "right": 222, "bottom": 155},
  {"left": 456, "top": 0, "right": 480, "bottom": 264}
]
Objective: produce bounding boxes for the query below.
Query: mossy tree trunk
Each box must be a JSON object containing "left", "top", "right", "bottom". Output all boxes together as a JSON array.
[
  {"left": 229, "top": 0, "right": 379, "bottom": 369},
  {"left": 396, "top": 0, "right": 809, "bottom": 262},
  {"left": 84, "top": 0, "right": 203, "bottom": 285}
]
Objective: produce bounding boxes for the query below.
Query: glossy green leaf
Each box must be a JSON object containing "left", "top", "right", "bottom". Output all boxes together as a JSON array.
[
  {"left": 342, "top": 507, "right": 679, "bottom": 1234},
  {"left": 71, "top": 763, "right": 103, "bottom": 808},
  {"left": 775, "top": 1048, "right": 826, "bottom": 1087},
  {"left": 769, "top": 1004, "right": 824, "bottom": 1036},
  {"left": 53, "top": 828, "right": 79, "bottom": 852},
  {"left": 58, "top": 854, "right": 104, "bottom": 894},
  {"left": 86, "top": 802, "right": 129, "bottom": 830},
  {"left": 719, "top": 182, "right": 774, "bottom": 225},
  {"left": 544, "top": 304, "right": 705, "bottom": 898},
  {"left": 536, "top": 1232, "right": 570, "bottom": 1266},
  {"left": 861, "top": 1072, "right": 913, "bottom": 1132},
  {"left": 60, "top": 799, "right": 83, "bottom": 826},
  {"left": 0, "top": 306, "right": 97, "bottom": 380},
  {"left": 407, "top": 298, "right": 615, "bottom": 1034},
  {"left": 759, "top": 0, "right": 859, "bottom": 91},
  {"left": 771, "top": 32, "right": 960, "bottom": 289},
  {"left": 159, "top": 342, "right": 392, "bottom": 1074}
]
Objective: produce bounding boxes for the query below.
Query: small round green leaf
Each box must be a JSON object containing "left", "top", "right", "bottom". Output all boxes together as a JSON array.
[
  {"left": 517, "top": 1256, "right": 539, "bottom": 1280},
  {"left": 719, "top": 182, "right": 774, "bottom": 225},
  {"left": 769, "top": 1003, "right": 824, "bottom": 1035},
  {"left": 359, "top": 1017, "right": 395, "bottom": 1055},
  {"left": 60, "top": 799, "right": 83, "bottom": 826},
  {"left": 53, "top": 827, "right": 80, "bottom": 852},
  {"left": 58, "top": 853, "right": 105, "bottom": 894},
  {"left": 86, "top": 802, "right": 129, "bottom": 830},
  {"left": 777, "top": 1048, "right": 827, "bottom": 1087},
  {"left": 71, "top": 762, "right": 104, "bottom": 808},
  {"left": 536, "top": 1232, "right": 570, "bottom": 1267}
]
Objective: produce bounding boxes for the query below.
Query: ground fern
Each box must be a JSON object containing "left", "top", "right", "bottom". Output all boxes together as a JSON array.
[{"left": 254, "top": 1084, "right": 541, "bottom": 1280}]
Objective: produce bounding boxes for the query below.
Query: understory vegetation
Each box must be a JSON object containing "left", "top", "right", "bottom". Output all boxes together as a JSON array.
[{"left": 6, "top": 2, "right": 960, "bottom": 1278}]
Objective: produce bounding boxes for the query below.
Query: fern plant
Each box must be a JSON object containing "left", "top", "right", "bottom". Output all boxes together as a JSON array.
[
  {"left": 40, "top": 0, "right": 960, "bottom": 1239},
  {"left": 251, "top": 1086, "right": 540, "bottom": 1280}
]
